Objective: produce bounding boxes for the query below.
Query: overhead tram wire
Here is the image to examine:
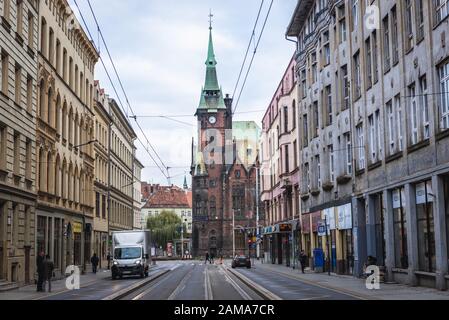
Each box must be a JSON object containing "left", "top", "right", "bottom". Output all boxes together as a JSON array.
[
  {"left": 232, "top": 0, "right": 274, "bottom": 115},
  {"left": 72, "top": 0, "right": 169, "bottom": 180},
  {"left": 84, "top": 0, "right": 169, "bottom": 175},
  {"left": 231, "top": 0, "right": 265, "bottom": 100}
]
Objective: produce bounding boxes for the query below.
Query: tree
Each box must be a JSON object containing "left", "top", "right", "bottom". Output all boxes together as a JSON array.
[{"left": 147, "top": 210, "right": 182, "bottom": 249}]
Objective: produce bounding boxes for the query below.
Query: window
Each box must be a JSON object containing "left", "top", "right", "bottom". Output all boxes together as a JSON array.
[
  {"left": 395, "top": 96, "right": 403, "bottom": 152},
  {"left": 15, "top": 64, "right": 22, "bottom": 105},
  {"left": 351, "top": 0, "right": 358, "bottom": 31},
  {"left": 404, "top": 0, "right": 414, "bottom": 51},
  {"left": 353, "top": 52, "right": 361, "bottom": 99},
  {"left": 323, "top": 31, "right": 330, "bottom": 65},
  {"left": 356, "top": 124, "right": 365, "bottom": 170},
  {"left": 376, "top": 110, "right": 382, "bottom": 159},
  {"left": 369, "top": 115, "right": 376, "bottom": 162},
  {"left": 365, "top": 38, "right": 372, "bottom": 88},
  {"left": 439, "top": 61, "right": 449, "bottom": 130},
  {"left": 386, "top": 101, "right": 396, "bottom": 155},
  {"left": 372, "top": 31, "right": 378, "bottom": 83},
  {"left": 0, "top": 125, "right": 6, "bottom": 169},
  {"left": 27, "top": 12, "right": 34, "bottom": 48},
  {"left": 316, "top": 155, "right": 321, "bottom": 188},
  {"left": 285, "top": 145, "right": 289, "bottom": 173},
  {"left": 304, "top": 163, "right": 310, "bottom": 191},
  {"left": 3, "top": 0, "right": 11, "bottom": 22},
  {"left": 416, "top": 181, "right": 435, "bottom": 272},
  {"left": 410, "top": 84, "right": 419, "bottom": 145},
  {"left": 14, "top": 132, "right": 20, "bottom": 175},
  {"left": 292, "top": 100, "right": 296, "bottom": 130},
  {"left": 293, "top": 140, "right": 298, "bottom": 168},
  {"left": 235, "top": 170, "right": 241, "bottom": 179},
  {"left": 329, "top": 145, "right": 335, "bottom": 183},
  {"left": 96, "top": 192, "right": 100, "bottom": 217},
  {"left": 434, "top": 0, "right": 449, "bottom": 25},
  {"left": 1, "top": 51, "right": 9, "bottom": 95},
  {"left": 303, "top": 115, "right": 309, "bottom": 147},
  {"left": 341, "top": 65, "right": 350, "bottom": 110},
  {"left": 17, "top": 0, "right": 24, "bottom": 35},
  {"left": 25, "top": 138, "right": 32, "bottom": 179},
  {"left": 311, "top": 53, "right": 317, "bottom": 83},
  {"left": 420, "top": 76, "right": 430, "bottom": 139},
  {"left": 392, "top": 188, "right": 408, "bottom": 269},
  {"left": 313, "top": 102, "right": 319, "bottom": 137},
  {"left": 345, "top": 133, "right": 352, "bottom": 175},
  {"left": 301, "top": 70, "right": 307, "bottom": 98},
  {"left": 383, "top": 15, "right": 390, "bottom": 70},
  {"left": 284, "top": 106, "right": 289, "bottom": 133},
  {"left": 339, "top": 17, "right": 347, "bottom": 44},
  {"left": 415, "top": 0, "right": 424, "bottom": 41},
  {"left": 391, "top": 6, "right": 399, "bottom": 64},
  {"left": 49, "top": 28, "right": 55, "bottom": 65},
  {"left": 324, "top": 85, "right": 332, "bottom": 126},
  {"left": 26, "top": 75, "right": 33, "bottom": 113}
]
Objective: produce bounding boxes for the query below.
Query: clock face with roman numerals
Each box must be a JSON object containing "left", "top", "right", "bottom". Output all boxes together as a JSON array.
[{"left": 209, "top": 116, "right": 217, "bottom": 125}]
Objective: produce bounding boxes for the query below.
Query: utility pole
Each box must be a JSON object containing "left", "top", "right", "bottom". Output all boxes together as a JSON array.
[
  {"left": 232, "top": 209, "right": 235, "bottom": 258},
  {"left": 325, "top": 215, "right": 331, "bottom": 276},
  {"left": 181, "top": 220, "right": 184, "bottom": 259}
]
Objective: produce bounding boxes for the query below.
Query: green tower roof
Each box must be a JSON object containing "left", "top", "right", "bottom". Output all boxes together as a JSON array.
[{"left": 197, "top": 22, "right": 226, "bottom": 111}]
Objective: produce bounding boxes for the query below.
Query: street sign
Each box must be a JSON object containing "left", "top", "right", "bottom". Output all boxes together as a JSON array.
[{"left": 318, "top": 223, "right": 327, "bottom": 237}]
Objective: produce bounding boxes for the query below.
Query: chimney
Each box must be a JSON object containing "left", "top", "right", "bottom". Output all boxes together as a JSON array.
[{"left": 224, "top": 93, "right": 233, "bottom": 128}]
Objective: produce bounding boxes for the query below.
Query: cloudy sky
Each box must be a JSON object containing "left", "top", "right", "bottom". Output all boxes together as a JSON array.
[{"left": 69, "top": 0, "right": 297, "bottom": 187}]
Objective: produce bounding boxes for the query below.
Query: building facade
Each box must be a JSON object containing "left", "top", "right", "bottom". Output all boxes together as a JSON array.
[
  {"left": 93, "top": 81, "right": 110, "bottom": 268},
  {"left": 0, "top": 0, "right": 38, "bottom": 286},
  {"left": 287, "top": 0, "right": 449, "bottom": 289},
  {"left": 35, "top": 0, "right": 98, "bottom": 277},
  {"left": 108, "top": 98, "right": 136, "bottom": 234},
  {"left": 191, "top": 24, "right": 260, "bottom": 258},
  {"left": 260, "top": 56, "right": 301, "bottom": 267},
  {"left": 133, "top": 158, "right": 143, "bottom": 230}
]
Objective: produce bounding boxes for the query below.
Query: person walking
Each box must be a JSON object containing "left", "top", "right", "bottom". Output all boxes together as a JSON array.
[
  {"left": 205, "top": 252, "right": 210, "bottom": 264},
  {"left": 299, "top": 250, "right": 307, "bottom": 274},
  {"left": 44, "top": 255, "right": 54, "bottom": 293},
  {"left": 91, "top": 253, "right": 100, "bottom": 274},
  {"left": 36, "top": 251, "right": 45, "bottom": 292}
]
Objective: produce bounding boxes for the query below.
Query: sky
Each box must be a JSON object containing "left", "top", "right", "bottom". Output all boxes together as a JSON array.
[{"left": 69, "top": 0, "right": 297, "bottom": 187}]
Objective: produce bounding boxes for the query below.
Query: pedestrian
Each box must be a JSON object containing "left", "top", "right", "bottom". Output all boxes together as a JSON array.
[
  {"left": 210, "top": 253, "right": 215, "bottom": 264},
  {"left": 91, "top": 253, "right": 100, "bottom": 274},
  {"left": 107, "top": 251, "right": 111, "bottom": 270},
  {"left": 44, "top": 255, "right": 54, "bottom": 293},
  {"left": 36, "top": 251, "right": 45, "bottom": 292},
  {"left": 299, "top": 250, "right": 307, "bottom": 274},
  {"left": 205, "top": 252, "right": 210, "bottom": 264}
]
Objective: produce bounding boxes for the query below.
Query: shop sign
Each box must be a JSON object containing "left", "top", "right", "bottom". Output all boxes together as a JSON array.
[
  {"left": 73, "top": 222, "right": 82, "bottom": 234},
  {"left": 311, "top": 212, "right": 321, "bottom": 232},
  {"left": 322, "top": 208, "right": 336, "bottom": 230},
  {"left": 278, "top": 223, "right": 292, "bottom": 233},
  {"left": 317, "top": 222, "right": 327, "bottom": 237},
  {"left": 415, "top": 181, "right": 433, "bottom": 205},
  {"left": 337, "top": 204, "right": 352, "bottom": 230}
]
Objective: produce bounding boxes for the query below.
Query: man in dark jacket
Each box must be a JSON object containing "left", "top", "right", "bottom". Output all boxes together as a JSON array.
[
  {"left": 205, "top": 252, "right": 210, "bottom": 264},
  {"left": 299, "top": 250, "right": 308, "bottom": 274},
  {"left": 44, "top": 255, "right": 54, "bottom": 293},
  {"left": 91, "top": 253, "right": 100, "bottom": 274},
  {"left": 36, "top": 251, "right": 45, "bottom": 292}
]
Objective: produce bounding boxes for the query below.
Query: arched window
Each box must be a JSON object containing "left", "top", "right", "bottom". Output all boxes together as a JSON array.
[
  {"left": 68, "top": 108, "right": 73, "bottom": 145},
  {"left": 40, "top": 18, "right": 47, "bottom": 57},
  {"left": 39, "top": 148, "right": 46, "bottom": 192},
  {"left": 62, "top": 102, "right": 67, "bottom": 140},
  {"left": 47, "top": 151, "right": 53, "bottom": 194},
  {"left": 74, "top": 113, "right": 79, "bottom": 147},
  {"left": 62, "top": 159, "right": 67, "bottom": 200},
  {"left": 49, "top": 28, "right": 55, "bottom": 65},
  {"left": 39, "top": 79, "right": 46, "bottom": 120},
  {"left": 209, "top": 196, "right": 216, "bottom": 219},
  {"left": 56, "top": 95, "right": 61, "bottom": 135},
  {"left": 195, "top": 195, "right": 201, "bottom": 215},
  {"left": 55, "top": 155, "right": 61, "bottom": 198},
  {"left": 68, "top": 163, "right": 73, "bottom": 202},
  {"left": 74, "top": 166, "right": 79, "bottom": 204},
  {"left": 47, "top": 87, "right": 53, "bottom": 125}
]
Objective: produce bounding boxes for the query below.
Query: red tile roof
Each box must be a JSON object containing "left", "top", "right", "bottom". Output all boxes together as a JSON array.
[{"left": 142, "top": 185, "right": 192, "bottom": 209}]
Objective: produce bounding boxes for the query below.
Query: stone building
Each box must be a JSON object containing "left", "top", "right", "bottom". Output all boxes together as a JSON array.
[
  {"left": 260, "top": 55, "right": 301, "bottom": 267},
  {"left": 35, "top": 0, "right": 98, "bottom": 276},
  {"left": 93, "top": 81, "right": 110, "bottom": 268},
  {"left": 133, "top": 158, "right": 143, "bottom": 230},
  {"left": 287, "top": 0, "right": 449, "bottom": 289},
  {"left": 0, "top": 0, "right": 38, "bottom": 287},
  {"left": 108, "top": 98, "right": 136, "bottom": 233},
  {"left": 191, "top": 24, "right": 260, "bottom": 258}
]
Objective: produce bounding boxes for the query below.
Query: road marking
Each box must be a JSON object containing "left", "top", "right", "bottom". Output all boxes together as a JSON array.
[
  {"left": 226, "top": 267, "right": 282, "bottom": 300},
  {"left": 168, "top": 264, "right": 196, "bottom": 300},
  {"left": 300, "top": 295, "right": 331, "bottom": 300},
  {"left": 204, "top": 266, "right": 214, "bottom": 300}
]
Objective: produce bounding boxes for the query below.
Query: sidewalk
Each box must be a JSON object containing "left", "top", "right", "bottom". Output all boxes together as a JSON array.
[
  {"left": 0, "top": 269, "right": 111, "bottom": 300},
  {"left": 252, "top": 261, "right": 449, "bottom": 300}
]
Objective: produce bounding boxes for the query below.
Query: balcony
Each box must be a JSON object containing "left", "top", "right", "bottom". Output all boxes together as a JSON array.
[
  {"left": 322, "top": 181, "right": 334, "bottom": 191},
  {"left": 337, "top": 174, "right": 351, "bottom": 185}
]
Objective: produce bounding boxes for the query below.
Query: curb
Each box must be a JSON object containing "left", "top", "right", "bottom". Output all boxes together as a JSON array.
[
  {"left": 225, "top": 266, "right": 282, "bottom": 300},
  {"left": 102, "top": 269, "right": 170, "bottom": 300}
]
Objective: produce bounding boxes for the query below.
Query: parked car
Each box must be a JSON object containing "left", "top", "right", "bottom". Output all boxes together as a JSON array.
[{"left": 232, "top": 255, "right": 251, "bottom": 269}]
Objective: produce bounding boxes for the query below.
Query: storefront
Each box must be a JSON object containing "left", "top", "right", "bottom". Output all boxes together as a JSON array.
[
  {"left": 262, "top": 223, "right": 292, "bottom": 266},
  {"left": 336, "top": 204, "right": 354, "bottom": 275}
]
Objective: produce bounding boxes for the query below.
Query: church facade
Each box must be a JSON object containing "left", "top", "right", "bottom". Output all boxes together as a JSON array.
[{"left": 191, "top": 25, "right": 261, "bottom": 258}]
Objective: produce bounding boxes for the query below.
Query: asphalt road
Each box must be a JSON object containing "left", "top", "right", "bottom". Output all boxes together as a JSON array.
[{"left": 39, "top": 260, "right": 362, "bottom": 300}]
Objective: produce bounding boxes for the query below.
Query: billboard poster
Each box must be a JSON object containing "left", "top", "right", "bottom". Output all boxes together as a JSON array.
[
  {"left": 337, "top": 204, "right": 352, "bottom": 230},
  {"left": 322, "top": 208, "right": 336, "bottom": 230}
]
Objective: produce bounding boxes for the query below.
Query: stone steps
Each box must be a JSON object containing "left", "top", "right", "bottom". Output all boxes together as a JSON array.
[{"left": 0, "top": 280, "right": 19, "bottom": 292}]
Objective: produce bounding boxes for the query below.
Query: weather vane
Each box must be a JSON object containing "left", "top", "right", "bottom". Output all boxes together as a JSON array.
[{"left": 209, "top": 9, "right": 213, "bottom": 30}]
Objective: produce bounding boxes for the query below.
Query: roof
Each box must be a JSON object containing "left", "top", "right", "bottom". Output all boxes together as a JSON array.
[
  {"left": 286, "top": 0, "right": 315, "bottom": 37},
  {"left": 143, "top": 185, "right": 192, "bottom": 209}
]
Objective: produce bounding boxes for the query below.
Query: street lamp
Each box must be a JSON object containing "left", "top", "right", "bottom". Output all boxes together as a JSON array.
[{"left": 73, "top": 139, "right": 98, "bottom": 151}]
